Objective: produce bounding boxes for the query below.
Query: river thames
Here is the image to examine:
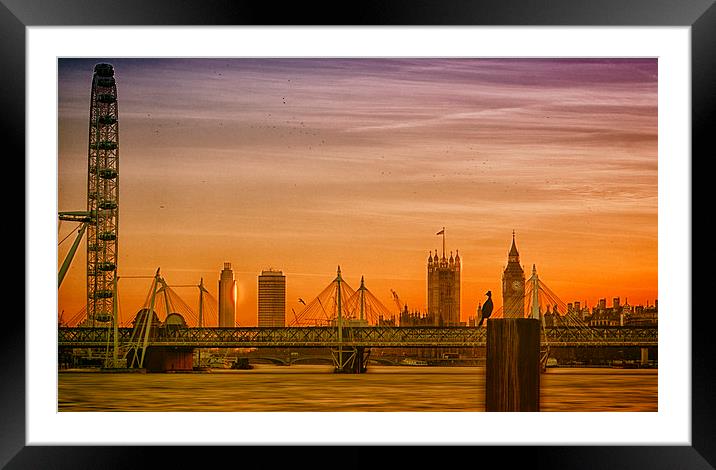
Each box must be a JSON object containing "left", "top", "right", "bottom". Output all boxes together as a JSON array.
[{"left": 58, "top": 365, "right": 657, "bottom": 412}]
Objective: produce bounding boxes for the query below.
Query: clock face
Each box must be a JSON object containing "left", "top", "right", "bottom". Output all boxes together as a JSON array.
[{"left": 511, "top": 280, "right": 523, "bottom": 291}]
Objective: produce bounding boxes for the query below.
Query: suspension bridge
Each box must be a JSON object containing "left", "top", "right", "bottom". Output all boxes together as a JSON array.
[{"left": 58, "top": 265, "right": 657, "bottom": 373}]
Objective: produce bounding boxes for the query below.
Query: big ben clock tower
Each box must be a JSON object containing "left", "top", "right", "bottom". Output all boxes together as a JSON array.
[{"left": 502, "top": 231, "right": 525, "bottom": 318}]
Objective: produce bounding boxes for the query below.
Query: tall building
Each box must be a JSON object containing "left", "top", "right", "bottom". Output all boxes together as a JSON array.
[
  {"left": 258, "top": 269, "right": 286, "bottom": 327},
  {"left": 427, "top": 243, "right": 461, "bottom": 326},
  {"left": 502, "top": 231, "right": 525, "bottom": 318},
  {"left": 218, "top": 262, "right": 236, "bottom": 327}
]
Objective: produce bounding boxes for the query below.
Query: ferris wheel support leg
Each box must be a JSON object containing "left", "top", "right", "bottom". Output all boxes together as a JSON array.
[{"left": 58, "top": 222, "right": 87, "bottom": 288}]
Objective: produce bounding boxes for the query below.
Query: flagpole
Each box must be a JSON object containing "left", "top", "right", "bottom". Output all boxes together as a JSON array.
[{"left": 442, "top": 226, "right": 445, "bottom": 258}]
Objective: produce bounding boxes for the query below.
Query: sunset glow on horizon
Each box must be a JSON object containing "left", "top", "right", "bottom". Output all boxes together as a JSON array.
[{"left": 57, "top": 58, "right": 658, "bottom": 326}]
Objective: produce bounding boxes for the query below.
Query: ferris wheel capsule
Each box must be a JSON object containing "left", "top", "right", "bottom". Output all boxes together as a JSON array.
[
  {"left": 96, "top": 77, "right": 115, "bottom": 88},
  {"left": 95, "top": 313, "right": 112, "bottom": 323},
  {"left": 97, "top": 93, "right": 116, "bottom": 104},
  {"left": 94, "top": 63, "right": 114, "bottom": 77}
]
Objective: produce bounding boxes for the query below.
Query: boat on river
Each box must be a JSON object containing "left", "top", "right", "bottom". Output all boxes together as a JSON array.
[{"left": 400, "top": 358, "right": 429, "bottom": 366}]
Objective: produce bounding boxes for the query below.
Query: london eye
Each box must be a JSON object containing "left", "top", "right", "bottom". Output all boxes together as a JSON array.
[{"left": 58, "top": 63, "right": 120, "bottom": 326}]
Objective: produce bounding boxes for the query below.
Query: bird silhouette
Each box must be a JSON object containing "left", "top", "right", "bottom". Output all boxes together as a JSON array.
[{"left": 477, "top": 291, "right": 493, "bottom": 327}]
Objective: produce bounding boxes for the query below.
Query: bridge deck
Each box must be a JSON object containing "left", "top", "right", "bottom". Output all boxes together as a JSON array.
[{"left": 58, "top": 326, "right": 657, "bottom": 348}]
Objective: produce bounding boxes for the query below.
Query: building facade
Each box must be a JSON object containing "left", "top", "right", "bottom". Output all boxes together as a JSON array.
[
  {"left": 218, "top": 262, "right": 236, "bottom": 327},
  {"left": 585, "top": 297, "right": 658, "bottom": 327},
  {"left": 258, "top": 269, "right": 286, "bottom": 327},
  {"left": 502, "top": 232, "right": 525, "bottom": 318},
  {"left": 427, "top": 249, "right": 461, "bottom": 326}
]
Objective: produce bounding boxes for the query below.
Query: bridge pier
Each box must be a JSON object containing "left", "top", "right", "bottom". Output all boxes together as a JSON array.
[
  {"left": 640, "top": 347, "right": 649, "bottom": 365},
  {"left": 131, "top": 346, "right": 194, "bottom": 372},
  {"left": 354, "top": 347, "right": 370, "bottom": 373},
  {"left": 332, "top": 346, "right": 370, "bottom": 373}
]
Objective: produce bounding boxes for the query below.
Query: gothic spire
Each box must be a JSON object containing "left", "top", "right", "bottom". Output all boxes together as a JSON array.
[{"left": 509, "top": 230, "right": 519, "bottom": 258}]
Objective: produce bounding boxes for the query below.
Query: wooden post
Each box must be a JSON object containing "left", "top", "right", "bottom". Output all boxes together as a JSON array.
[{"left": 485, "top": 318, "right": 540, "bottom": 412}]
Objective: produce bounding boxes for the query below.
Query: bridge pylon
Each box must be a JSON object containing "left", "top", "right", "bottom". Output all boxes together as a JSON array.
[{"left": 329, "top": 266, "right": 371, "bottom": 373}]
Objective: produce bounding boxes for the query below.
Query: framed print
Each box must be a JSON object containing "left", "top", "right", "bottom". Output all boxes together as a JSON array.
[{"left": 8, "top": 0, "right": 714, "bottom": 467}]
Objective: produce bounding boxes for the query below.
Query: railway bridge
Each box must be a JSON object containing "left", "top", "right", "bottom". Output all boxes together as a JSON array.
[
  {"left": 59, "top": 324, "right": 657, "bottom": 372},
  {"left": 58, "top": 325, "right": 657, "bottom": 349}
]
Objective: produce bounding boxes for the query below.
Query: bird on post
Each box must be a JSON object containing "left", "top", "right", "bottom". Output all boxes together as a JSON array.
[{"left": 477, "top": 291, "right": 493, "bottom": 327}]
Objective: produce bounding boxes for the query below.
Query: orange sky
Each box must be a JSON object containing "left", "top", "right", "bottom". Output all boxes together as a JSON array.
[{"left": 57, "top": 58, "right": 658, "bottom": 326}]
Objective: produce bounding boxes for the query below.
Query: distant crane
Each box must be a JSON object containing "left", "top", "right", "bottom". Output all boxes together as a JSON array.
[
  {"left": 390, "top": 290, "right": 403, "bottom": 314},
  {"left": 390, "top": 289, "right": 408, "bottom": 326}
]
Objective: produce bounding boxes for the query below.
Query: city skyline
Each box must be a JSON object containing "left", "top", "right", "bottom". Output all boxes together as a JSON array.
[{"left": 57, "top": 58, "right": 658, "bottom": 327}]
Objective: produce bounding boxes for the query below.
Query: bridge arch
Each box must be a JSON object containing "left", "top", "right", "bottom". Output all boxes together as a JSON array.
[{"left": 289, "top": 356, "right": 334, "bottom": 365}]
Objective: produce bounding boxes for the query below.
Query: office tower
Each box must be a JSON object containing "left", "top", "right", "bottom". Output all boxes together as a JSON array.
[
  {"left": 502, "top": 231, "right": 525, "bottom": 318},
  {"left": 218, "top": 262, "right": 236, "bottom": 327},
  {"left": 258, "top": 269, "right": 286, "bottom": 327}
]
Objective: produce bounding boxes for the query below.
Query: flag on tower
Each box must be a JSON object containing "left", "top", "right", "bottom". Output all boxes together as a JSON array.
[{"left": 436, "top": 228, "right": 444, "bottom": 235}]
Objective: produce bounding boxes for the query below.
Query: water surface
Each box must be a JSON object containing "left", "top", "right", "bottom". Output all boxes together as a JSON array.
[{"left": 58, "top": 365, "right": 657, "bottom": 412}]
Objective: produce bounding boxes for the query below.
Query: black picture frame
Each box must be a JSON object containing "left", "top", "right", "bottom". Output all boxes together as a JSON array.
[{"left": 7, "top": 0, "right": 713, "bottom": 467}]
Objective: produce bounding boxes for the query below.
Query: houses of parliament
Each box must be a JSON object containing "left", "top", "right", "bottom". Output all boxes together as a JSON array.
[
  {"left": 400, "top": 231, "right": 526, "bottom": 327},
  {"left": 399, "top": 230, "right": 656, "bottom": 328}
]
